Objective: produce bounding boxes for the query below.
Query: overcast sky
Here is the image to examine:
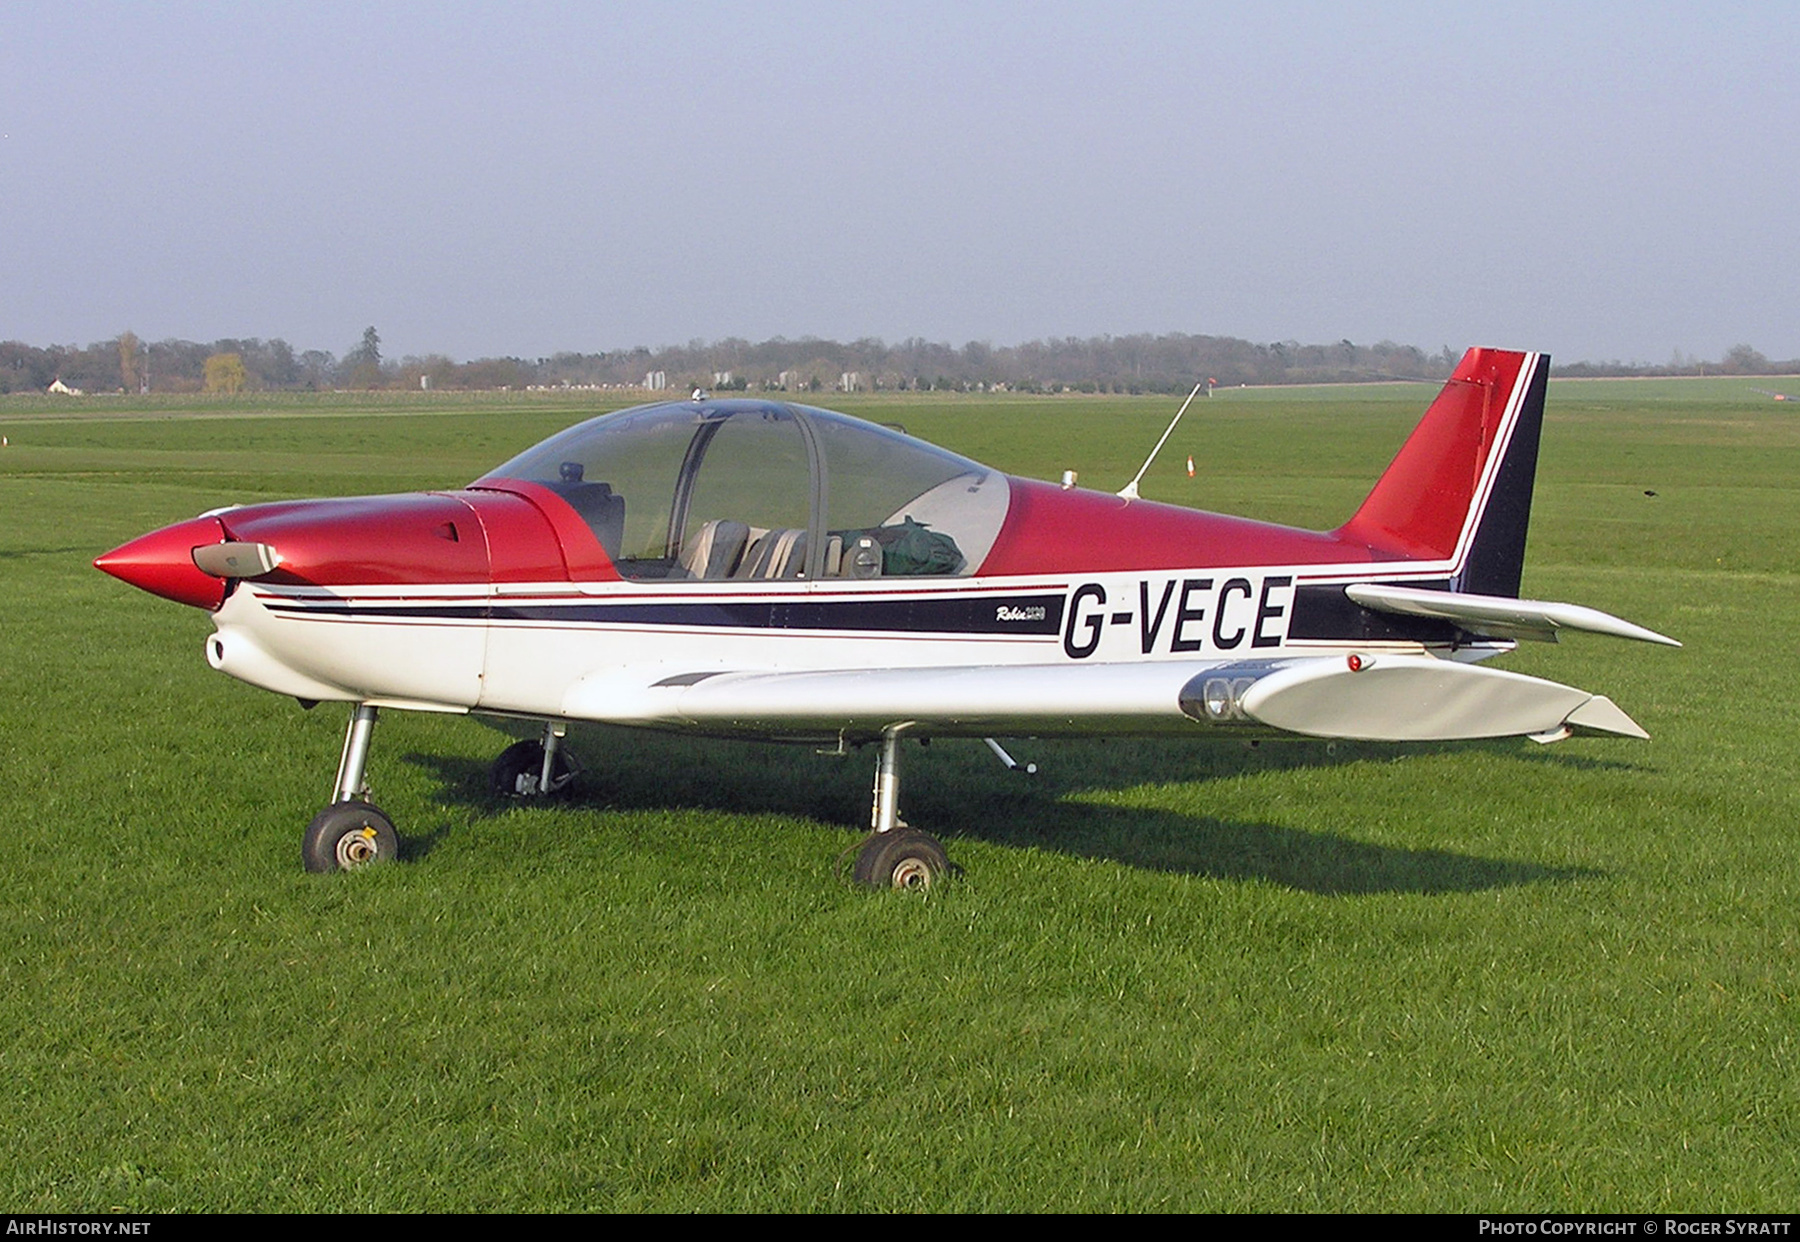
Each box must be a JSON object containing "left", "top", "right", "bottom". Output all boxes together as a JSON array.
[{"left": 4, "top": 1, "right": 1794, "bottom": 365}]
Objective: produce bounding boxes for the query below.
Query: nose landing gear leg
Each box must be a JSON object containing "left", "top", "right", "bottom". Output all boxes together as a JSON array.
[{"left": 302, "top": 703, "right": 399, "bottom": 873}]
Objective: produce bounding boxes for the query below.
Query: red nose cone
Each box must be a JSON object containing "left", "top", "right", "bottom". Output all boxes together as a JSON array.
[{"left": 95, "top": 516, "right": 229, "bottom": 610}]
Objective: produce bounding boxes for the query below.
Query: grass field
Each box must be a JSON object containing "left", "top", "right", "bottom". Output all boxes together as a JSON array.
[{"left": 2, "top": 377, "right": 1795, "bottom": 1211}]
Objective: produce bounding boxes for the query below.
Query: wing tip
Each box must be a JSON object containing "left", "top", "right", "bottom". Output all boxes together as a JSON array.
[{"left": 1564, "top": 694, "right": 1651, "bottom": 740}]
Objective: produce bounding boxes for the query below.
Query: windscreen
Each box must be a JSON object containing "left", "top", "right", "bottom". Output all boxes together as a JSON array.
[{"left": 480, "top": 400, "right": 1012, "bottom": 579}]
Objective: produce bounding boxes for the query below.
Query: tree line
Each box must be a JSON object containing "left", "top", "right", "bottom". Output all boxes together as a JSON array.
[{"left": 2, "top": 328, "right": 1793, "bottom": 396}]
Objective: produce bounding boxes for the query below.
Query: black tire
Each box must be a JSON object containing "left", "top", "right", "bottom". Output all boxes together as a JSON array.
[
  {"left": 490, "top": 738, "right": 577, "bottom": 799},
  {"left": 853, "top": 829, "right": 951, "bottom": 891},
  {"left": 302, "top": 801, "right": 400, "bottom": 873}
]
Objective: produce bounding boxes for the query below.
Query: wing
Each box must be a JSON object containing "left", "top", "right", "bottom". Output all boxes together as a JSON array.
[
  {"left": 564, "top": 661, "right": 1209, "bottom": 738},
  {"left": 562, "top": 654, "right": 1649, "bottom": 743}
]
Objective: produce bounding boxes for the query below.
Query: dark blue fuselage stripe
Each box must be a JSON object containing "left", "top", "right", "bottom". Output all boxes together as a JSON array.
[
  {"left": 263, "top": 593, "right": 1068, "bottom": 636},
  {"left": 1289, "top": 580, "right": 1463, "bottom": 644}
]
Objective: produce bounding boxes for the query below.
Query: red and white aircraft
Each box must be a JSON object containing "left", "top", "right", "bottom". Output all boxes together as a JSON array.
[{"left": 96, "top": 348, "right": 1676, "bottom": 885}]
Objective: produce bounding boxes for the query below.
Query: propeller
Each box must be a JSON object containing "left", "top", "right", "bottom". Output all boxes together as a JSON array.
[{"left": 191, "top": 541, "right": 282, "bottom": 578}]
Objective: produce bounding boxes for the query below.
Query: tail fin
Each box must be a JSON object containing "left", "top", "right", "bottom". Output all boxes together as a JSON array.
[{"left": 1335, "top": 348, "right": 1548, "bottom": 597}]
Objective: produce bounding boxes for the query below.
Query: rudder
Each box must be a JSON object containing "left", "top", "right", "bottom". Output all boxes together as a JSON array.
[{"left": 1335, "top": 348, "right": 1548, "bottom": 597}]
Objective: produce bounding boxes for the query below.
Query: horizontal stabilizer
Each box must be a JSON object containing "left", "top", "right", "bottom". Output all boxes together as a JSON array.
[{"left": 1345, "top": 583, "right": 1679, "bottom": 646}]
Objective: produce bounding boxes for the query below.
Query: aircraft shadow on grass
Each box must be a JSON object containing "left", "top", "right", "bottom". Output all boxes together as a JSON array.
[{"left": 400, "top": 723, "right": 1613, "bottom": 897}]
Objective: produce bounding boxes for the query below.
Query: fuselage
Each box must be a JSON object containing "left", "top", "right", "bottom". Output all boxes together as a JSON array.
[{"left": 181, "top": 477, "right": 1467, "bottom": 731}]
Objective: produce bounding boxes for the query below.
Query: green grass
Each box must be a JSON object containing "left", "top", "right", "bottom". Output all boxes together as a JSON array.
[{"left": 1, "top": 379, "right": 1794, "bottom": 1210}]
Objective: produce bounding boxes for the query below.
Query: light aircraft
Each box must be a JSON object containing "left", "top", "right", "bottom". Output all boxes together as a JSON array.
[{"left": 96, "top": 348, "right": 1677, "bottom": 886}]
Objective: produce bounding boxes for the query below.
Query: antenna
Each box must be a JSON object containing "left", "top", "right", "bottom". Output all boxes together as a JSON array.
[{"left": 1118, "top": 381, "right": 1204, "bottom": 500}]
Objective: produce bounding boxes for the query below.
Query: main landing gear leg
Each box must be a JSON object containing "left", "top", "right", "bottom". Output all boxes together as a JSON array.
[
  {"left": 490, "top": 722, "right": 579, "bottom": 798},
  {"left": 302, "top": 703, "right": 399, "bottom": 873},
  {"left": 852, "top": 726, "right": 951, "bottom": 891}
]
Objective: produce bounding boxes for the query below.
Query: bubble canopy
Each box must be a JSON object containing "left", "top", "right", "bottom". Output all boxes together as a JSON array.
[{"left": 476, "top": 398, "right": 1012, "bottom": 581}]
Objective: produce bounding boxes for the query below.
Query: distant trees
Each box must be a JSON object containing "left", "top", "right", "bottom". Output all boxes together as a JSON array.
[
  {"left": 0, "top": 335, "right": 332, "bottom": 393},
  {"left": 203, "top": 352, "right": 247, "bottom": 394},
  {"left": 262, "top": 338, "right": 299, "bottom": 388},
  {"left": 118, "top": 331, "right": 143, "bottom": 393},
  {"left": 1722, "top": 344, "right": 1771, "bottom": 375},
  {"left": 298, "top": 349, "right": 335, "bottom": 390},
  {"left": 392, "top": 353, "right": 459, "bottom": 392},
  {"left": 1557, "top": 345, "right": 1786, "bottom": 378},
  {"left": 345, "top": 326, "right": 383, "bottom": 389},
  {"left": 456, "top": 356, "right": 525, "bottom": 390},
  {"left": 0, "top": 330, "right": 1792, "bottom": 395},
  {"left": 0, "top": 339, "right": 58, "bottom": 392}
]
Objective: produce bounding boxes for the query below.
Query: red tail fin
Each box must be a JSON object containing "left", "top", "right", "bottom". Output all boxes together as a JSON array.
[{"left": 1336, "top": 348, "right": 1548, "bottom": 597}]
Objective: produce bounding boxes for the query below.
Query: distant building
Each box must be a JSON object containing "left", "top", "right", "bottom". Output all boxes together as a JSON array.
[
  {"left": 645, "top": 370, "right": 668, "bottom": 391},
  {"left": 712, "top": 371, "right": 733, "bottom": 387},
  {"left": 839, "top": 372, "right": 861, "bottom": 392},
  {"left": 47, "top": 378, "right": 82, "bottom": 395}
]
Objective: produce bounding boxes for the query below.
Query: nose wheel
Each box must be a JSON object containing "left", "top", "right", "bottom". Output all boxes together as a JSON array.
[
  {"left": 302, "top": 800, "right": 399, "bottom": 872},
  {"left": 302, "top": 703, "right": 400, "bottom": 873}
]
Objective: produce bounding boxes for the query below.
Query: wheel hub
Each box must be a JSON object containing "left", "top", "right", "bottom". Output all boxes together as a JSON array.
[
  {"left": 890, "top": 857, "right": 933, "bottom": 890},
  {"left": 335, "top": 825, "right": 380, "bottom": 868}
]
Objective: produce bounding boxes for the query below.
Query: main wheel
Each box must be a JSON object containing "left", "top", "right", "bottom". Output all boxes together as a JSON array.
[
  {"left": 853, "top": 828, "right": 951, "bottom": 891},
  {"left": 302, "top": 801, "right": 399, "bottom": 873},
  {"left": 490, "top": 739, "right": 576, "bottom": 799}
]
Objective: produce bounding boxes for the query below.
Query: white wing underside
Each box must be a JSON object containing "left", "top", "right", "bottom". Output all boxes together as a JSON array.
[{"left": 562, "top": 653, "right": 1648, "bottom": 743}]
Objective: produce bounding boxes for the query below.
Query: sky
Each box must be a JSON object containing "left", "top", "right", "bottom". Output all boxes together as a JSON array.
[{"left": 3, "top": 1, "right": 1795, "bottom": 366}]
